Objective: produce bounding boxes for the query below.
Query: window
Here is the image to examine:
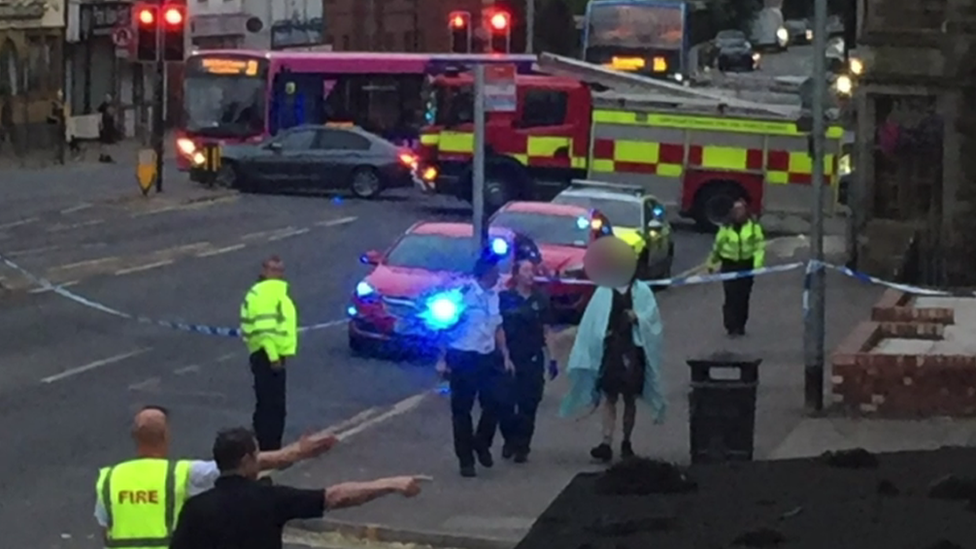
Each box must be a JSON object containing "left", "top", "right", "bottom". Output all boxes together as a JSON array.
[
  {"left": 403, "top": 31, "right": 413, "bottom": 51},
  {"left": 275, "top": 128, "right": 316, "bottom": 149},
  {"left": 520, "top": 90, "right": 567, "bottom": 127},
  {"left": 342, "top": 35, "right": 350, "bottom": 50},
  {"left": 315, "top": 129, "right": 370, "bottom": 150},
  {"left": 384, "top": 33, "right": 395, "bottom": 50},
  {"left": 25, "top": 36, "right": 48, "bottom": 92},
  {"left": 45, "top": 36, "right": 60, "bottom": 93}
]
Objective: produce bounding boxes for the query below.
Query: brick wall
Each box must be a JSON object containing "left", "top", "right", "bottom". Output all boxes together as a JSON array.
[{"left": 830, "top": 289, "right": 976, "bottom": 417}]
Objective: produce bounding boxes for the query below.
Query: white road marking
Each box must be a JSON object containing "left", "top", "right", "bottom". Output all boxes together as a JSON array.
[
  {"left": 42, "top": 349, "right": 151, "bottom": 383},
  {"left": 174, "top": 365, "right": 200, "bottom": 375},
  {"left": 0, "top": 217, "right": 39, "bottom": 230},
  {"left": 54, "top": 256, "right": 119, "bottom": 271},
  {"left": 114, "top": 259, "right": 174, "bottom": 275},
  {"left": 60, "top": 203, "right": 93, "bottom": 214},
  {"left": 29, "top": 280, "right": 79, "bottom": 294},
  {"left": 196, "top": 243, "right": 246, "bottom": 257},
  {"left": 267, "top": 227, "right": 310, "bottom": 241},
  {"left": 317, "top": 407, "right": 383, "bottom": 437},
  {"left": 48, "top": 219, "right": 104, "bottom": 232},
  {"left": 156, "top": 242, "right": 211, "bottom": 255},
  {"left": 334, "top": 393, "right": 428, "bottom": 442},
  {"left": 315, "top": 216, "right": 358, "bottom": 227},
  {"left": 128, "top": 377, "right": 161, "bottom": 391},
  {"left": 242, "top": 228, "right": 294, "bottom": 240},
  {"left": 215, "top": 353, "right": 238, "bottom": 363},
  {"left": 7, "top": 245, "right": 60, "bottom": 257}
]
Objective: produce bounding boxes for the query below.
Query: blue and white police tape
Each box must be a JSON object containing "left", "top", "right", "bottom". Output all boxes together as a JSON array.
[
  {"left": 536, "top": 262, "right": 806, "bottom": 287},
  {"left": 0, "top": 254, "right": 338, "bottom": 338}
]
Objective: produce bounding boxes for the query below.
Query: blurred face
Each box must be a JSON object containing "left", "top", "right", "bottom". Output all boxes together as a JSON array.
[
  {"left": 731, "top": 201, "right": 747, "bottom": 222},
  {"left": 515, "top": 260, "right": 535, "bottom": 286},
  {"left": 479, "top": 265, "right": 501, "bottom": 289}
]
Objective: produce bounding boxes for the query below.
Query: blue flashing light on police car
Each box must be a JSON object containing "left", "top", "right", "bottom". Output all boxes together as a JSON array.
[
  {"left": 576, "top": 216, "right": 590, "bottom": 229},
  {"left": 490, "top": 237, "right": 508, "bottom": 256},
  {"left": 355, "top": 281, "right": 375, "bottom": 297},
  {"left": 420, "top": 288, "right": 464, "bottom": 330},
  {"left": 346, "top": 305, "right": 357, "bottom": 317}
]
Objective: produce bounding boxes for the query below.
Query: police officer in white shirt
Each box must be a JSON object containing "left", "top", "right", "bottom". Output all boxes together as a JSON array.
[{"left": 436, "top": 252, "right": 515, "bottom": 478}]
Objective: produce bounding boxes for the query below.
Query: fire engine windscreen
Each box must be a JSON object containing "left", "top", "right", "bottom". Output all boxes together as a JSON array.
[
  {"left": 183, "top": 56, "right": 268, "bottom": 138},
  {"left": 490, "top": 212, "right": 595, "bottom": 247},
  {"left": 585, "top": 3, "right": 684, "bottom": 50},
  {"left": 432, "top": 84, "right": 473, "bottom": 127}
]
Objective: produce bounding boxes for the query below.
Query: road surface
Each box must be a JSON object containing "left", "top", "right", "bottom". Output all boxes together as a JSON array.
[{"left": 0, "top": 165, "right": 713, "bottom": 548}]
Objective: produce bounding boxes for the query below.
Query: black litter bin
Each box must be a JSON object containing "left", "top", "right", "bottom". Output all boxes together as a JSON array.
[{"left": 687, "top": 352, "right": 762, "bottom": 464}]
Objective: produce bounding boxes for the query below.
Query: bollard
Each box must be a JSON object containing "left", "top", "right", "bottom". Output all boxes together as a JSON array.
[{"left": 687, "top": 352, "right": 762, "bottom": 464}]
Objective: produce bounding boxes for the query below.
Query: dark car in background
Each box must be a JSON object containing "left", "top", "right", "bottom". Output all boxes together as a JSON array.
[
  {"left": 214, "top": 124, "right": 421, "bottom": 198},
  {"left": 714, "top": 30, "right": 760, "bottom": 72},
  {"left": 784, "top": 19, "right": 812, "bottom": 45}
]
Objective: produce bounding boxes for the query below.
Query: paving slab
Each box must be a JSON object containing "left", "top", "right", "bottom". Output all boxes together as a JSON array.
[{"left": 278, "top": 269, "right": 884, "bottom": 547}]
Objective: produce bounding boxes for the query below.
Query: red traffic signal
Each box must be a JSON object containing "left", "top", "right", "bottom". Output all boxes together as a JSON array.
[
  {"left": 489, "top": 11, "right": 510, "bottom": 31},
  {"left": 163, "top": 6, "right": 184, "bottom": 26},
  {"left": 137, "top": 7, "right": 155, "bottom": 25},
  {"left": 450, "top": 12, "right": 467, "bottom": 28}
]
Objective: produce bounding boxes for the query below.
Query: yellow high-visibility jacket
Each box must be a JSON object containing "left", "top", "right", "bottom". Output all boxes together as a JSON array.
[
  {"left": 707, "top": 219, "right": 766, "bottom": 270},
  {"left": 240, "top": 279, "right": 298, "bottom": 361}
]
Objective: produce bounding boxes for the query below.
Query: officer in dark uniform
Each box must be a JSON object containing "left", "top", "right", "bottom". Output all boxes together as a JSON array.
[{"left": 498, "top": 258, "right": 558, "bottom": 463}]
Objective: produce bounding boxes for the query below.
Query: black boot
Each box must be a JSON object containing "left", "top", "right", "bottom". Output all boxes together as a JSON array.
[
  {"left": 621, "top": 440, "right": 635, "bottom": 459},
  {"left": 590, "top": 443, "right": 613, "bottom": 462}
]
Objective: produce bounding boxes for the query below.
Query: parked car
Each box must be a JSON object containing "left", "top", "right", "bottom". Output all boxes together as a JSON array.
[
  {"left": 784, "top": 19, "right": 812, "bottom": 45},
  {"left": 713, "top": 30, "right": 760, "bottom": 72},
  {"left": 215, "top": 124, "right": 421, "bottom": 198}
]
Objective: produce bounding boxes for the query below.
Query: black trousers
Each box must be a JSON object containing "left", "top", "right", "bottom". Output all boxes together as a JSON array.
[
  {"left": 501, "top": 352, "right": 545, "bottom": 455},
  {"left": 447, "top": 349, "right": 512, "bottom": 467},
  {"left": 721, "top": 259, "right": 754, "bottom": 334},
  {"left": 250, "top": 350, "right": 287, "bottom": 451}
]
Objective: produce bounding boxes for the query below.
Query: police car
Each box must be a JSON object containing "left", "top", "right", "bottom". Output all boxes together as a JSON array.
[
  {"left": 347, "top": 221, "right": 529, "bottom": 356},
  {"left": 552, "top": 180, "right": 674, "bottom": 281}
]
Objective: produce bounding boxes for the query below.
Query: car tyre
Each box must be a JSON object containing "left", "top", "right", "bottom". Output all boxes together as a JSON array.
[
  {"left": 348, "top": 331, "right": 375, "bottom": 357},
  {"left": 217, "top": 163, "right": 240, "bottom": 190},
  {"left": 350, "top": 167, "right": 383, "bottom": 199}
]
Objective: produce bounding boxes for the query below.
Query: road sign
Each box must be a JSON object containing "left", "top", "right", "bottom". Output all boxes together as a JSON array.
[
  {"left": 484, "top": 64, "right": 516, "bottom": 112},
  {"left": 112, "top": 27, "right": 133, "bottom": 47},
  {"left": 136, "top": 149, "right": 157, "bottom": 195}
]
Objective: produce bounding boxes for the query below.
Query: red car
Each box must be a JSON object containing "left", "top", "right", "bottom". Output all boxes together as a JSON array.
[
  {"left": 488, "top": 201, "right": 613, "bottom": 321},
  {"left": 347, "top": 221, "right": 521, "bottom": 355}
]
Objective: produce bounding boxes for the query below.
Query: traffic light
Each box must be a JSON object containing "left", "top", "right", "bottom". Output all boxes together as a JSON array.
[
  {"left": 448, "top": 11, "right": 471, "bottom": 53},
  {"left": 134, "top": 4, "right": 158, "bottom": 62},
  {"left": 161, "top": 4, "right": 186, "bottom": 61},
  {"left": 487, "top": 10, "right": 511, "bottom": 53}
]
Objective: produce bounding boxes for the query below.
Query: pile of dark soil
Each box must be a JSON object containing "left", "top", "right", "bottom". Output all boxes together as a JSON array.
[
  {"left": 515, "top": 447, "right": 976, "bottom": 549},
  {"left": 594, "top": 458, "right": 698, "bottom": 495}
]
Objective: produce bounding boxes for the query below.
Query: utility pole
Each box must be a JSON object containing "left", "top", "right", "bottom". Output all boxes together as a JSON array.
[
  {"left": 803, "top": 0, "right": 828, "bottom": 413},
  {"left": 526, "top": 0, "right": 534, "bottom": 53},
  {"left": 472, "top": 64, "right": 487, "bottom": 254}
]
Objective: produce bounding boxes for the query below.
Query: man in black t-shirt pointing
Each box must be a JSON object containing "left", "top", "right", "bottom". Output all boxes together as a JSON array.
[{"left": 170, "top": 428, "right": 428, "bottom": 549}]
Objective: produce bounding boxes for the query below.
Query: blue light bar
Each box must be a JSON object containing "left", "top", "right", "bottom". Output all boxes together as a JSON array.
[{"left": 490, "top": 237, "right": 509, "bottom": 256}]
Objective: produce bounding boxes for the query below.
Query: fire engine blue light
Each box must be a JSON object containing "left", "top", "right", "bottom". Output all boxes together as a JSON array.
[
  {"left": 355, "top": 281, "right": 375, "bottom": 297},
  {"left": 576, "top": 216, "right": 590, "bottom": 229},
  {"left": 490, "top": 237, "right": 509, "bottom": 256},
  {"left": 421, "top": 288, "right": 464, "bottom": 330}
]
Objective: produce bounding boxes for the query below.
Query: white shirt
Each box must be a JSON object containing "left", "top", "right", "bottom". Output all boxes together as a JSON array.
[
  {"left": 93, "top": 460, "right": 220, "bottom": 527},
  {"left": 448, "top": 282, "right": 502, "bottom": 354}
]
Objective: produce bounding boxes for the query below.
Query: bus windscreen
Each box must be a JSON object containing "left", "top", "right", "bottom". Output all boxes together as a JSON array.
[
  {"left": 183, "top": 56, "right": 269, "bottom": 138},
  {"left": 586, "top": 3, "right": 684, "bottom": 50}
]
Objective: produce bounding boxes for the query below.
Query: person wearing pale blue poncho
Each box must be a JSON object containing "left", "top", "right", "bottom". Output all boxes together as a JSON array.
[{"left": 560, "top": 236, "right": 666, "bottom": 462}]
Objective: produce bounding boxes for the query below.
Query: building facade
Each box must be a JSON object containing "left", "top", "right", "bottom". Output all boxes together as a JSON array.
[
  {"left": 189, "top": 0, "right": 323, "bottom": 51},
  {"left": 1, "top": 0, "right": 66, "bottom": 157}
]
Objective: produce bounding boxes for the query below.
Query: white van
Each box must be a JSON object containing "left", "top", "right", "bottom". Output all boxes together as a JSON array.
[{"left": 750, "top": 8, "right": 788, "bottom": 51}]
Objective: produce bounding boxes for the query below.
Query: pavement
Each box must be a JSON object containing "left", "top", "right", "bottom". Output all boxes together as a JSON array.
[
  {"left": 273, "top": 248, "right": 889, "bottom": 548},
  {"left": 0, "top": 159, "right": 717, "bottom": 548}
]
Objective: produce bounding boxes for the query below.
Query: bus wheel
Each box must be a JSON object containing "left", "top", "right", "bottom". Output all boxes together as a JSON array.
[{"left": 693, "top": 181, "right": 743, "bottom": 231}]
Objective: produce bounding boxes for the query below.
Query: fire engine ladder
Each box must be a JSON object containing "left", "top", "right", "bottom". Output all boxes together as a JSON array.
[
  {"left": 592, "top": 92, "right": 801, "bottom": 119},
  {"left": 537, "top": 52, "right": 798, "bottom": 118}
]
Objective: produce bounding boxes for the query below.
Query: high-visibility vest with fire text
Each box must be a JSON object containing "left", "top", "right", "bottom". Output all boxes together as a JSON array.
[{"left": 96, "top": 458, "right": 192, "bottom": 549}]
